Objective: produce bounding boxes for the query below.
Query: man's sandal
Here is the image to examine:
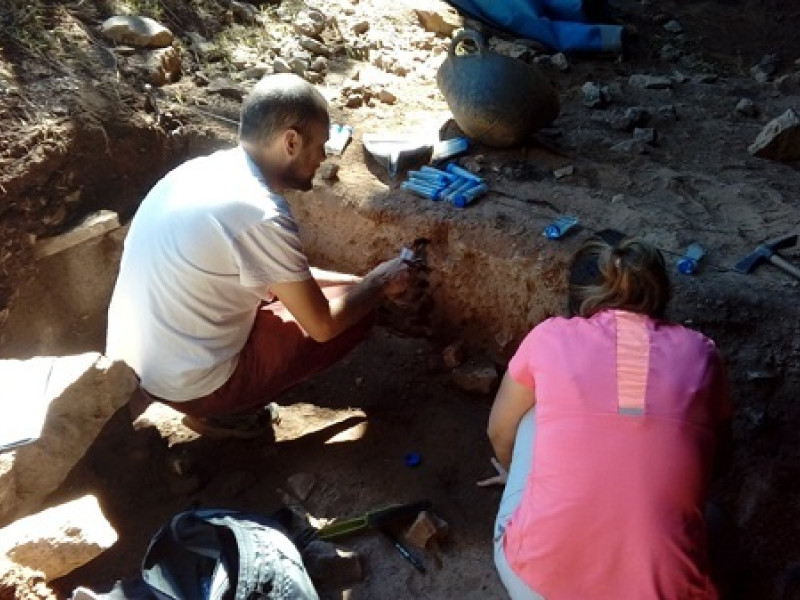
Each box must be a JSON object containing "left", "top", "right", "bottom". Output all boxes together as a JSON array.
[{"left": 181, "top": 402, "right": 280, "bottom": 440}]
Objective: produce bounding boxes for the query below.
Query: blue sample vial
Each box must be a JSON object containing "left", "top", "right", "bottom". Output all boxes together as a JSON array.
[
  {"left": 452, "top": 182, "right": 488, "bottom": 208},
  {"left": 401, "top": 180, "right": 444, "bottom": 201},
  {"left": 543, "top": 216, "right": 579, "bottom": 239},
  {"left": 420, "top": 165, "right": 456, "bottom": 181},
  {"left": 407, "top": 169, "right": 451, "bottom": 186},
  {"left": 677, "top": 243, "right": 705, "bottom": 275},
  {"left": 445, "top": 163, "right": 484, "bottom": 183},
  {"left": 442, "top": 177, "right": 478, "bottom": 202}
]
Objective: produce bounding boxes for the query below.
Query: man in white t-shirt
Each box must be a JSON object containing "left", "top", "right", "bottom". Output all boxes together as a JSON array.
[{"left": 107, "top": 74, "right": 411, "bottom": 437}]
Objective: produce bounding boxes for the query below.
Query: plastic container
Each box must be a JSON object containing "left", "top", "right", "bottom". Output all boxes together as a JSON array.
[
  {"left": 407, "top": 169, "right": 452, "bottom": 186},
  {"left": 420, "top": 165, "right": 456, "bottom": 181},
  {"left": 325, "top": 124, "right": 353, "bottom": 155},
  {"left": 543, "top": 215, "right": 579, "bottom": 239},
  {"left": 677, "top": 243, "right": 705, "bottom": 275},
  {"left": 445, "top": 163, "right": 484, "bottom": 183},
  {"left": 401, "top": 180, "right": 444, "bottom": 201},
  {"left": 431, "top": 137, "right": 470, "bottom": 162},
  {"left": 452, "top": 182, "right": 488, "bottom": 208},
  {"left": 442, "top": 177, "right": 479, "bottom": 202}
]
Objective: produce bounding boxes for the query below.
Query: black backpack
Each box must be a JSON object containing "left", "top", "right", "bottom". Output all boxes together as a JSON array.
[{"left": 140, "top": 508, "right": 319, "bottom": 600}]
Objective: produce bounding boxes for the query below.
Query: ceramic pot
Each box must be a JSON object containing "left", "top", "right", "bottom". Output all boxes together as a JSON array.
[{"left": 436, "top": 29, "right": 560, "bottom": 147}]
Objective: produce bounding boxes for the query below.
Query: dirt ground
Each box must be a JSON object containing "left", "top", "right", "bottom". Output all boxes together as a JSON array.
[{"left": 3, "top": 0, "right": 800, "bottom": 598}]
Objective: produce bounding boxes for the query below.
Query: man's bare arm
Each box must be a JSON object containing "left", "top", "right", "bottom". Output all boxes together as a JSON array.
[
  {"left": 309, "top": 266, "right": 362, "bottom": 286},
  {"left": 270, "top": 257, "right": 408, "bottom": 342}
]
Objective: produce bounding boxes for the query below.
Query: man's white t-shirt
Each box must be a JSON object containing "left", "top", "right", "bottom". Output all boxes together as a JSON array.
[{"left": 107, "top": 147, "right": 312, "bottom": 401}]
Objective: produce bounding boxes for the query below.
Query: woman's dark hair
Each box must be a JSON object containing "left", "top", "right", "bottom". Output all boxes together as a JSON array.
[
  {"left": 567, "top": 232, "right": 671, "bottom": 319},
  {"left": 239, "top": 73, "right": 329, "bottom": 145}
]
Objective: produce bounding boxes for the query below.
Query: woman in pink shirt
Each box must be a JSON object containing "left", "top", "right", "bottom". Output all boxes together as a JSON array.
[{"left": 482, "top": 234, "right": 731, "bottom": 599}]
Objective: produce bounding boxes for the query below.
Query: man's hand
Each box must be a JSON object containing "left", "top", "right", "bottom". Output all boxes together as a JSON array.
[
  {"left": 366, "top": 256, "right": 411, "bottom": 300},
  {"left": 477, "top": 457, "right": 508, "bottom": 487}
]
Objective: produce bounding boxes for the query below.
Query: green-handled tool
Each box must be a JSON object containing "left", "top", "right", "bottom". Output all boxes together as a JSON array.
[
  {"left": 294, "top": 500, "right": 433, "bottom": 573},
  {"left": 315, "top": 500, "right": 432, "bottom": 540}
]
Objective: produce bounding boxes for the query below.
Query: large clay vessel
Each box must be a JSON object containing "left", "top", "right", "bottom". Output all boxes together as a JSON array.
[{"left": 436, "top": 29, "right": 560, "bottom": 148}]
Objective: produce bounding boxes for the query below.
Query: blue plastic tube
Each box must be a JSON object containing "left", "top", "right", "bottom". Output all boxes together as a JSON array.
[
  {"left": 445, "top": 163, "right": 484, "bottom": 183},
  {"left": 401, "top": 180, "right": 444, "bottom": 201},
  {"left": 452, "top": 183, "right": 488, "bottom": 208}
]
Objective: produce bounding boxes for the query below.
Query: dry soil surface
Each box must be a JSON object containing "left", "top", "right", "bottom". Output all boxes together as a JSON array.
[{"left": 2, "top": 0, "right": 800, "bottom": 599}]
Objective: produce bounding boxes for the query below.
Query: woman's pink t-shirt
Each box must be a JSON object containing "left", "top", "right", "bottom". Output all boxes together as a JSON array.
[{"left": 504, "top": 310, "right": 729, "bottom": 599}]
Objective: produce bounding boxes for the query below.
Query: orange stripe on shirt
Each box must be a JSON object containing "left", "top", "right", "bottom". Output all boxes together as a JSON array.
[{"left": 615, "top": 311, "right": 650, "bottom": 415}]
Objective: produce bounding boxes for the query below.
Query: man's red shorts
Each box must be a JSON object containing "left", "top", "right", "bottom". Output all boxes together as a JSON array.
[{"left": 142, "top": 283, "right": 372, "bottom": 418}]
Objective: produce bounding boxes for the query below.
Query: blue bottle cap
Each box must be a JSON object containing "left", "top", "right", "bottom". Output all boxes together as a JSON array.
[
  {"left": 404, "top": 452, "right": 422, "bottom": 468},
  {"left": 544, "top": 225, "right": 561, "bottom": 239},
  {"left": 677, "top": 258, "right": 697, "bottom": 275}
]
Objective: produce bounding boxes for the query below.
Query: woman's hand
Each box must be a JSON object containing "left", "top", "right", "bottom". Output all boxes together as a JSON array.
[{"left": 477, "top": 457, "right": 508, "bottom": 487}]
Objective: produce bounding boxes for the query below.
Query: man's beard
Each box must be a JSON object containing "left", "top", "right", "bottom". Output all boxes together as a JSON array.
[{"left": 281, "top": 161, "right": 315, "bottom": 191}]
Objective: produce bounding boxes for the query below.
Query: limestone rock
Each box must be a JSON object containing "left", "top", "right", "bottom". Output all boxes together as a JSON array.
[
  {"left": 299, "top": 9, "right": 327, "bottom": 36},
  {"left": 351, "top": 21, "right": 369, "bottom": 35},
  {"left": 442, "top": 342, "right": 465, "bottom": 369},
  {"left": 294, "top": 14, "right": 326, "bottom": 38},
  {"left": 633, "top": 127, "right": 658, "bottom": 145},
  {"left": 301, "top": 540, "right": 362, "bottom": 588},
  {"left": 748, "top": 108, "right": 800, "bottom": 161},
  {"left": 550, "top": 52, "right": 570, "bottom": 72},
  {"left": 0, "top": 353, "right": 138, "bottom": 527},
  {"left": 0, "top": 557, "right": 54, "bottom": 599},
  {"left": 414, "top": 8, "right": 461, "bottom": 36},
  {"left": 207, "top": 78, "right": 245, "bottom": 101},
  {"left": 0, "top": 495, "right": 117, "bottom": 580},
  {"left": 553, "top": 164, "right": 575, "bottom": 179},
  {"left": 230, "top": 0, "right": 257, "bottom": 24},
  {"left": 101, "top": 15, "right": 173, "bottom": 48},
  {"left": 611, "top": 138, "right": 648, "bottom": 154},
  {"left": 273, "top": 57, "right": 293, "bottom": 74},
  {"left": 628, "top": 74, "right": 673, "bottom": 90},
  {"left": 317, "top": 163, "right": 340, "bottom": 181},
  {"left": 118, "top": 46, "right": 181, "bottom": 86},
  {"left": 308, "top": 56, "right": 328, "bottom": 73},
  {"left": 299, "top": 37, "right": 332, "bottom": 58},
  {"left": 582, "top": 81, "right": 612, "bottom": 108},
  {"left": 287, "top": 472, "right": 316, "bottom": 501},
  {"left": 146, "top": 46, "right": 182, "bottom": 86},
  {"left": 377, "top": 89, "right": 397, "bottom": 105},
  {"left": 404, "top": 510, "right": 449, "bottom": 550},
  {"left": 451, "top": 358, "right": 498, "bottom": 395}
]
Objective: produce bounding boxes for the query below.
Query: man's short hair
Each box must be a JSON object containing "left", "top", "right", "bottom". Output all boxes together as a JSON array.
[{"left": 239, "top": 74, "right": 329, "bottom": 145}]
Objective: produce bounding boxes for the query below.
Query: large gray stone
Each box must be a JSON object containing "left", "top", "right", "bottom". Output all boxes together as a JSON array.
[
  {"left": 0, "top": 211, "right": 125, "bottom": 359},
  {"left": 101, "top": 15, "right": 173, "bottom": 48},
  {"left": 0, "top": 495, "right": 117, "bottom": 581},
  {"left": 748, "top": 108, "right": 800, "bottom": 161},
  {"left": 0, "top": 353, "right": 137, "bottom": 527}
]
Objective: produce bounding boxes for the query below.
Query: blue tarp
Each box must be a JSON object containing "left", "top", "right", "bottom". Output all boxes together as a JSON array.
[{"left": 444, "top": 0, "right": 623, "bottom": 53}]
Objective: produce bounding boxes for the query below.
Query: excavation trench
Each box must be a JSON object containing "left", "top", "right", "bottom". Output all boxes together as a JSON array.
[
  {"left": 0, "top": 119, "right": 571, "bottom": 599},
  {"left": 0, "top": 122, "right": 569, "bottom": 363},
  {"left": 2, "top": 117, "right": 799, "bottom": 599}
]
